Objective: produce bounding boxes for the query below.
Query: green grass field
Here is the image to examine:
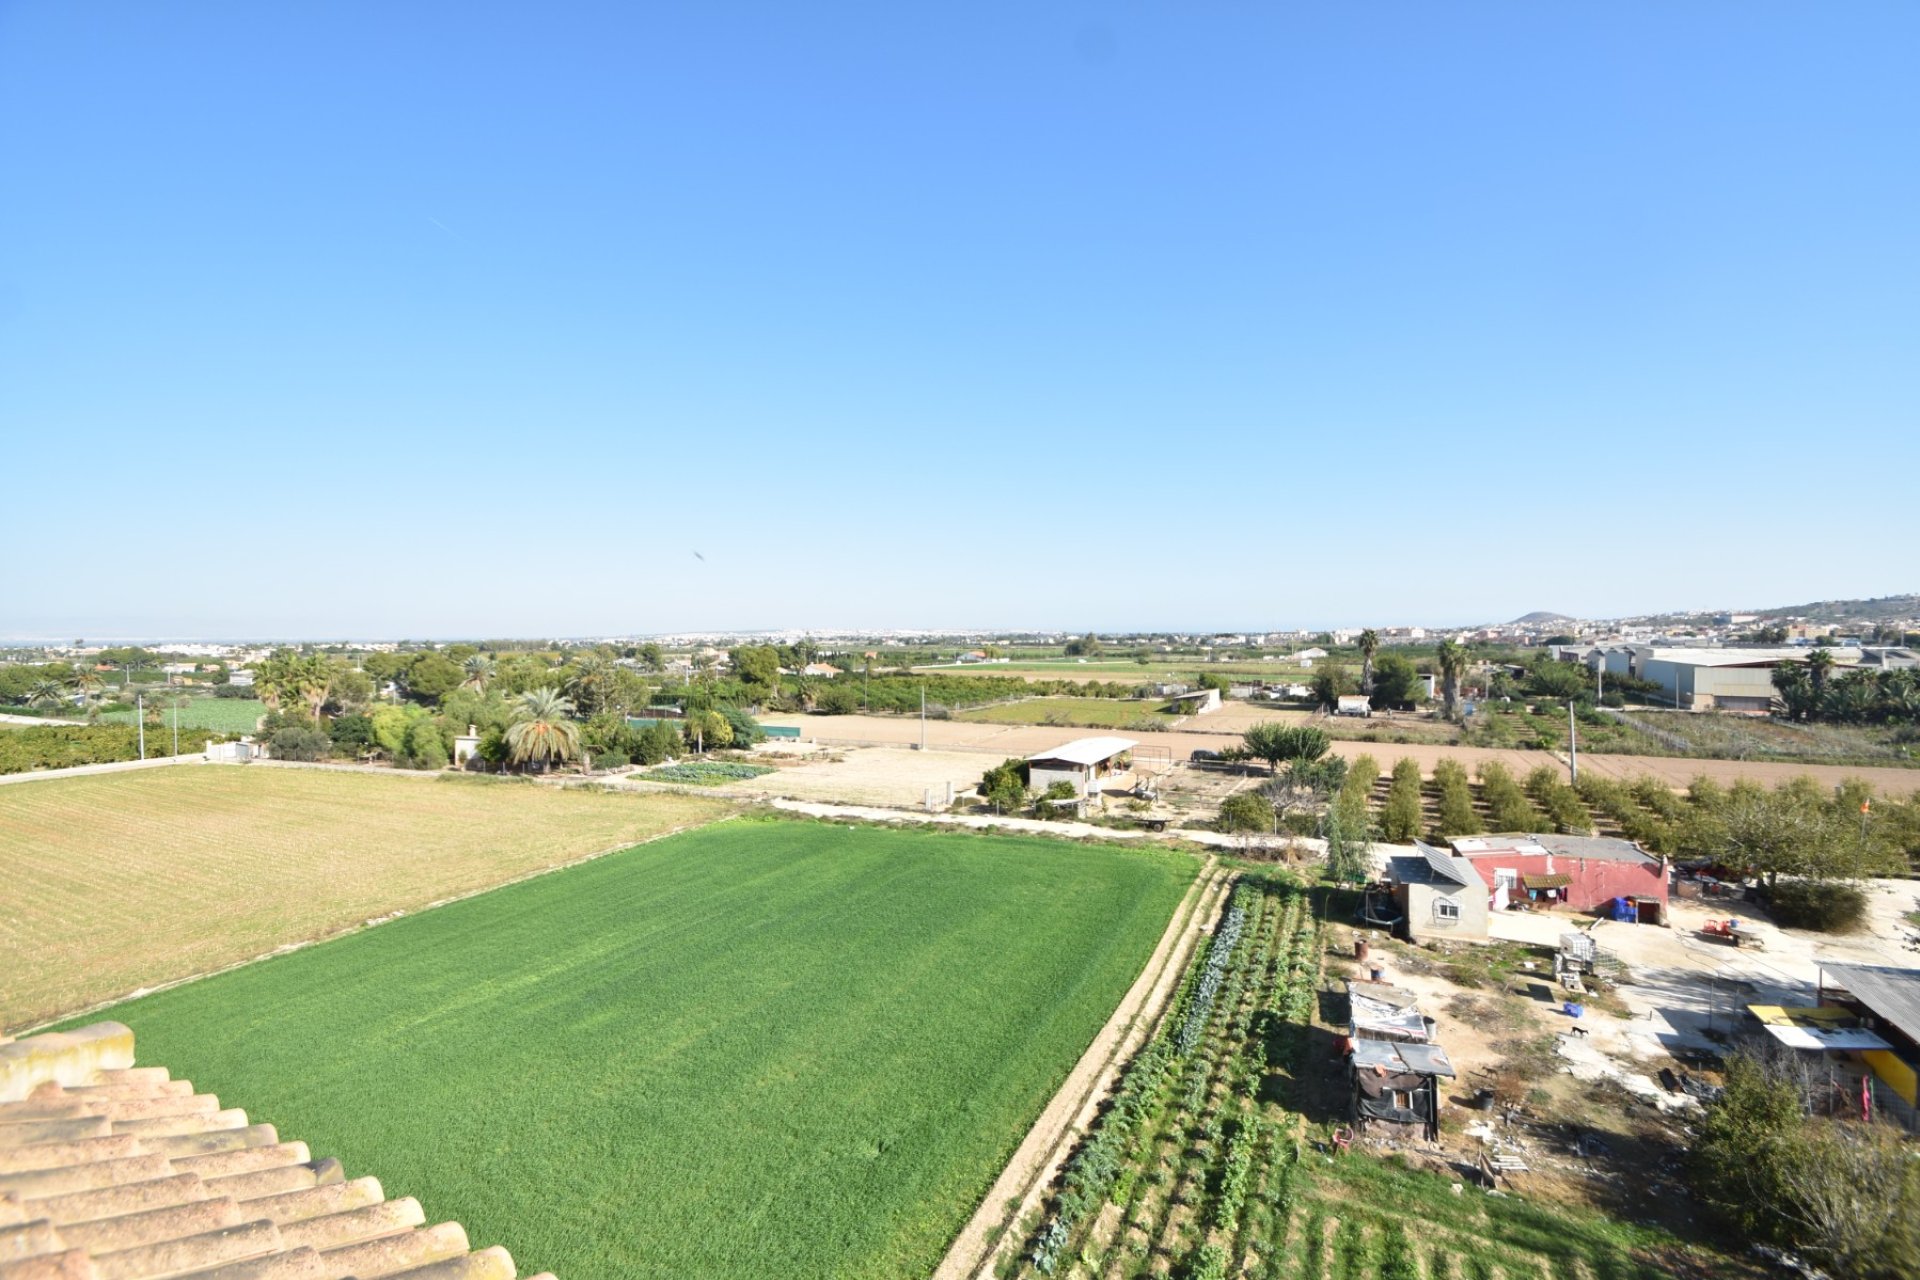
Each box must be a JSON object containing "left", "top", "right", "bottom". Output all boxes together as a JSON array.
[
  {"left": 954, "top": 696, "right": 1180, "bottom": 729},
  {"left": 98, "top": 696, "right": 265, "bottom": 733},
  {"left": 74, "top": 820, "right": 1195, "bottom": 1279}
]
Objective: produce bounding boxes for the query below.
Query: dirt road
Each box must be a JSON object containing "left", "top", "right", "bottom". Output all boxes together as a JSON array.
[{"left": 760, "top": 714, "right": 1920, "bottom": 795}]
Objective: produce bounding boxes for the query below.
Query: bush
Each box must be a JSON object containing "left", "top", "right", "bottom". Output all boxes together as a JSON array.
[
  {"left": 267, "top": 726, "right": 330, "bottom": 762},
  {"left": 1764, "top": 881, "right": 1868, "bottom": 932},
  {"left": 721, "top": 705, "right": 765, "bottom": 746},
  {"left": 1034, "top": 780, "right": 1079, "bottom": 819},
  {"left": 593, "top": 749, "right": 630, "bottom": 770},
  {"left": 328, "top": 714, "right": 375, "bottom": 753},
  {"left": 406, "top": 720, "right": 450, "bottom": 770},
  {"left": 1218, "top": 791, "right": 1272, "bottom": 834}
]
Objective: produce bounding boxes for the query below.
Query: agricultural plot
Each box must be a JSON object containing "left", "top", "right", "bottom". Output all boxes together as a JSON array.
[
  {"left": 956, "top": 697, "right": 1181, "bottom": 731},
  {"left": 1628, "top": 710, "right": 1914, "bottom": 767},
  {"left": 98, "top": 696, "right": 267, "bottom": 733},
  {"left": 0, "top": 767, "right": 728, "bottom": 1029},
  {"left": 641, "top": 759, "right": 776, "bottom": 784},
  {"left": 1010, "top": 876, "right": 1712, "bottom": 1280},
  {"left": 65, "top": 820, "right": 1196, "bottom": 1279}
]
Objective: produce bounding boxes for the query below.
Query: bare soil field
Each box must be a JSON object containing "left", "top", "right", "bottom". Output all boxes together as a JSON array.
[
  {"left": 0, "top": 766, "right": 727, "bottom": 1030},
  {"left": 764, "top": 714, "right": 1920, "bottom": 797}
]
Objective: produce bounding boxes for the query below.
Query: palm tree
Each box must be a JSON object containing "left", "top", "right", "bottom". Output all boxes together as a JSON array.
[
  {"left": 567, "top": 655, "right": 614, "bottom": 716},
  {"left": 27, "top": 679, "right": 69, "bottom": 711},
  {"left": 461, "top": 654, "right": 496, "bottom": 693},
  {"left": 1805, "top": 647, "right": 1836, "bottom": 704},
  {"left": 1771, "top": 664, "right": 1815, "bottom": 721},
  {"left": 506, "top": 688, "right": 583, "bottom": 770},
  {"left": 1435, "top": 641, "right": 1466, "bottom": 722},
  {"left": 1357, "top": 630, "right": 1380, "bottom": 694},
  {"left": 69, "top": 666, "right": 104, "bottom": 707}
]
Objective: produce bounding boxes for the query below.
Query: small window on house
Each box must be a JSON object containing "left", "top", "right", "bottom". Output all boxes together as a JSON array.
[
  {"left": 1435, "top": 899, "right": 1461, "bottom": 921},
  {"left": 1389, "top": 1089, "right": 1415, "bottom": 1110}
]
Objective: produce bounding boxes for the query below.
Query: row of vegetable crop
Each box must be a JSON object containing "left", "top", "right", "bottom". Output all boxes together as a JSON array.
[{"left": 1025, "top": 878, "right": 1293, "bottom": 1277}]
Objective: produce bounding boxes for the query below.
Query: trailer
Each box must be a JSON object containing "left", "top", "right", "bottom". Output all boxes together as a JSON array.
[{"left": 1700, "top": 918, "right": 1767, "bottom": 949}]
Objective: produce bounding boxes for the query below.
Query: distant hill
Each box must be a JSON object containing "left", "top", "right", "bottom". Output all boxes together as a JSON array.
[
  {"left": 1756, "top": 594, "right": 1920, "bottom": 622},
  {"left": 1512, "top": 611, "right": 1574, "bottom": 624}
]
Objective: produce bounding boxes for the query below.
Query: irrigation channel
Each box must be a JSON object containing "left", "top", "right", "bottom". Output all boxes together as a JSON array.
[{"left": 1005, "top": 875, "right": 1675, "bottom": 1280}]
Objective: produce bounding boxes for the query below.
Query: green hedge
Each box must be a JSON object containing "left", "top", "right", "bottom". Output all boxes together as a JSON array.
[{"left": 0, "top": 724, "right": 215, "bottom": 775}]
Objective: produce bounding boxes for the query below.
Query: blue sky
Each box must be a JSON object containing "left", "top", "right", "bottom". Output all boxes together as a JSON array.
[{"left": 2, "top": 3, "right": 1914, "bottom": 639}]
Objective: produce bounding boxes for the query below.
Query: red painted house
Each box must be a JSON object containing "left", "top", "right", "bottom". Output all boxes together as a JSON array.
[{"left": 1448, "top": 833, "right": 1670, "bottom": 923}]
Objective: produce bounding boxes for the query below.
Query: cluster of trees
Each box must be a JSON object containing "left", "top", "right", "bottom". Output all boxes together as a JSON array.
[
  {"left": 0, "top": 724, "right": 214, "bottom": 775},
  {"left": 1692, "top": 1051, "right": 1918, "bottom": 1279},
  {"left": 1774, "top": 657, "right": 1920, "bottom": 726}
]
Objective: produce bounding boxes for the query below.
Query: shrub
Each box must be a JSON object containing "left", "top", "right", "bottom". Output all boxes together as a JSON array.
[
  {"left": 722, "top": 705, "right": 765, "bottom": 746},
  {"left": 1034, "top": 780, "right": 1079, "bottom": 819},
  {"left": 406, "top": 720, "right": 449, "bottom": 770},
  {"left": 267, "top": 726, "right": 330, "bottom": 762},
  {"left": 1764, "top": 881, "right": 1868, "bottom": 932},
  {"left": 593, "top": 749, "right": 630, "bottom": 770},
  {"left": 1218, "top": 791, "right": 1272, "bottom": 834}
]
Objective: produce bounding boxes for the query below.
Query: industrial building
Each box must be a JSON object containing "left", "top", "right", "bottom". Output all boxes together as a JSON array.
[{"left": 1595, "top": 645, "right": 1862, "bottom": 712}]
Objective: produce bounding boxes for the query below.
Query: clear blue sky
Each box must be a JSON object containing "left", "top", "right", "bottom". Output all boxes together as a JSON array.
[{"left": 2, "top": 3, "right": 1915, "bottom": 639}]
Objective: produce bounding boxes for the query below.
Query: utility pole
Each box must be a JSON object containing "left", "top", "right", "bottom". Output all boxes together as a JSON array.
[
  {"left": 1568, "top": 700, "right": 1578, "bottom": 783},
  {"left": 137, "top": 692, "right": 146, "bottom": 760}
]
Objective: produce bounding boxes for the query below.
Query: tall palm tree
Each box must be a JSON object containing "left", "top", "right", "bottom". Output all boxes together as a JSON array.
[
  {"left": 506, "top": 688, "right": 583, "bottom": 770},
  {"left": 1357, "top": 630, "right": 1380, "bottom": 694},
  {"left": 1805, "top": 647, "right": 1836, "bottom": 703},
  {"left": 461, "top": 654, "right": 496, "bottom": 693},
  {"left": 1435, "top": 641, "right": 1466, "bottom": 722},
  {"left": 69, "top": 666, "right": 104, "bottom": 707}
]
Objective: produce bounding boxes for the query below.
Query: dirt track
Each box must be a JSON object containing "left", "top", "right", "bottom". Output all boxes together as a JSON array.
[
  {"left": 931, "top": 857, "right": 1230, "bottom": 1280},
  {"left": 759, "top": 713, "right": 1920, "bottom": 796}
]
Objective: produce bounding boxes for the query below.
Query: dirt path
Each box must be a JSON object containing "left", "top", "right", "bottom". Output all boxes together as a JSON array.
[
  {"left": 760, "top": 713, "right": 1920, "bottom": 796},
  {"left": 934, "top": 859, "right": 1233, "bottom": 1280}
]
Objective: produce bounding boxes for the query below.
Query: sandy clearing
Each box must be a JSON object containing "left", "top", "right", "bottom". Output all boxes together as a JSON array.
[
  {"left": 934, "top": 860, "right": 1231, "bottom": 1280},
  {"left": 760, "top": 713, "right": 1920, "bottom": 796}
]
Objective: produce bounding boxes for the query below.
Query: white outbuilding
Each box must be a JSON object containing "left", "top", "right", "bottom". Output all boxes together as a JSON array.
[{"left": 1026, "top": 736, "right": 1138, "bottom": 798}]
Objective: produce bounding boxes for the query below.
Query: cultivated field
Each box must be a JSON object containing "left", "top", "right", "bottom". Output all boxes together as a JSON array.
[
  {"left": 98, "top": 696, "right": 268, "bottom": 734},
  {"left": 955, "top": 696, "right": 1180, "bottom": 730},
  {"left": 998, "top": 876, "right": 1728, "bottom": 1280},
  {"left": 0, "top": 767, "right": 727, "bottom": 1029},
  {"left": 67, "top": 820, "right": 1197, "bottom": 1279}
]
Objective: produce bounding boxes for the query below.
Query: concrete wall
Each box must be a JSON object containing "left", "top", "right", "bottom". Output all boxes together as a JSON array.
[
  {"left": 1029, "top": 762, "right": 1090, "bottom": 797},
  {"left": 1401, "top": 881, "right": 1489, "bottom": 946}
]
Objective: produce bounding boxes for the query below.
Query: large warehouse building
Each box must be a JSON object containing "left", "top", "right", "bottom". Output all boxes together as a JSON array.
[{"left": 1597, "top": 645, "right": 1862, "bottom": 712}]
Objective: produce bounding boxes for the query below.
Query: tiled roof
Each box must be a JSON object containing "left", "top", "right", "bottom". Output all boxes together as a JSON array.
[{"left": 0, "top": 1023, "right": 553, "bottom": 1280}]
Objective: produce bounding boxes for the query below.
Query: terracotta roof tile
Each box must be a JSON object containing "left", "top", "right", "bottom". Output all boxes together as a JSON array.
[{"left": 0, "top": 1024, "right": 552, "bottom": 1280}]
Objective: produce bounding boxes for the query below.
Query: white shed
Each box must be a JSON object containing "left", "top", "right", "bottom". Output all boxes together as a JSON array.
[{"left": 1027, "top": 736, "right": 1138, "bottom": 798}]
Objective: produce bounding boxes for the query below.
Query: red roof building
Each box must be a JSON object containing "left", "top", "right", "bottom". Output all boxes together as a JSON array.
[{"left": 1448, "top": 834, "right": 1670, "bottom": 921}]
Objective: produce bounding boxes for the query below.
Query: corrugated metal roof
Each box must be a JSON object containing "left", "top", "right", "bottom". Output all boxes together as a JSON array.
[
  {"left": 1453, "top": 834, "right": 1656, "bottom": 866},
  {"left": 1821, "top": 963, "right": 1920, "bottom": 1044},
  {"left": 1351, "top": 1039, "right": 1456, "bottom": 1078},
  {"left": 1522, "top": 873, "right": 1572, "bottom": 889},
  {"left": 1025, "top": 736, "right": 1138, "bottom": 767}
]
